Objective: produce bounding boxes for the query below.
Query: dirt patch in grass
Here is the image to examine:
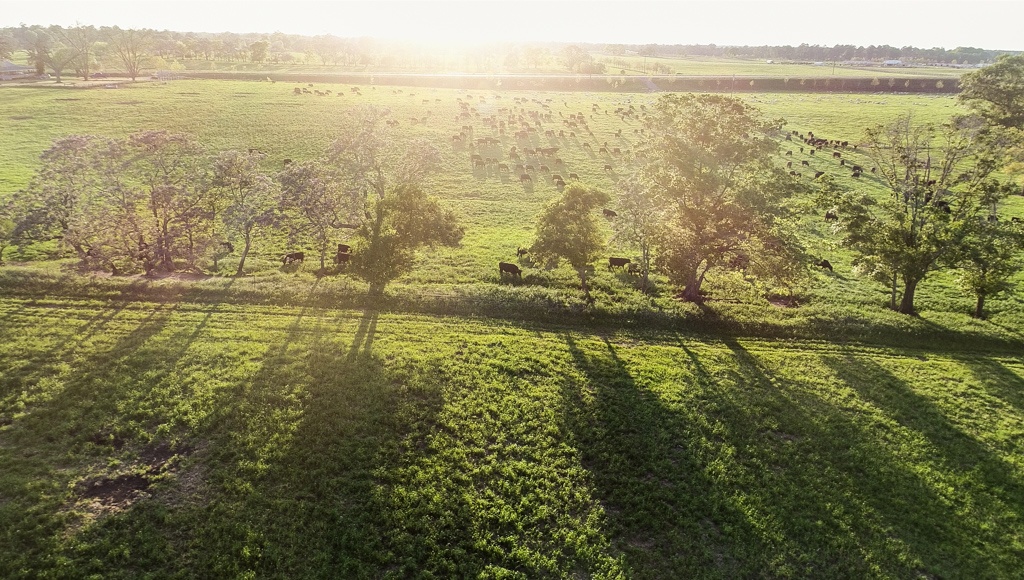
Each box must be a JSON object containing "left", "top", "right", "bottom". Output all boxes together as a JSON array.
[
  {"left": 116, "top": 100, "right": 144, "bottom": 105},
  {"left": 77, "top": 473, "right": 151, "bottom": 508},
  {"left": 767, "top": 295, "right": 802, "bottom": 308},
  {"left": 9, "top": 115, "right": 33, "bottom": 120}
]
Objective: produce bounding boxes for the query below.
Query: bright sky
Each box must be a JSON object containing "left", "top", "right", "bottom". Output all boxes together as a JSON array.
[{"left": 3, "top": 0, "right": 1024, "bottom": 51}]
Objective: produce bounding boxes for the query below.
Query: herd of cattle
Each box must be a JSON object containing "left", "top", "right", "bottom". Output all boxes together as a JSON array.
[{"left": 283, "top": 85, "right": 926, "bottom": 282}]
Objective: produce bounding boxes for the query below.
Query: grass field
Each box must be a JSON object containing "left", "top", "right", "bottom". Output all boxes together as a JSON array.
[
  {"left": 2, "top": 79, "right": 1024, "bottom": 577},
  {"left": 0, "top": 297, "right": 1022, "bottom": 578}
]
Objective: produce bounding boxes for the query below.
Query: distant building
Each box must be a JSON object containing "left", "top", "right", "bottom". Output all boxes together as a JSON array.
[
  {"left": 883, "top": 60, "right": 904, "bottom": 67},
  {"left": 0, "top": 59, "right": 32, "bottom": 81}
]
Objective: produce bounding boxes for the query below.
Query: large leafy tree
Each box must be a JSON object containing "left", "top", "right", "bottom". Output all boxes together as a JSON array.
[
  {"left": 530, "top": 181, "right": 610, "bottom": 303},
  {"left": 959, "top": 54, "right": 1024, "bottom": 130},
  {"left": 630, "top": 93, "right": 800, "bottom": 302},
  {"left": 328, "top": 105, "right": 461, "bottom": 293},
  {"left": 831, "top": 114, "right": 1003, "bottom": 314},
  {"left": 610, "top": 175, "right": 660, "bottom": 292}
]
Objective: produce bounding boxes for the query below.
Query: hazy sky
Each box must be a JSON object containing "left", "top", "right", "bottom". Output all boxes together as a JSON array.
[{"left": 3, "top": 0, "right": 1023, "bottom": 51}]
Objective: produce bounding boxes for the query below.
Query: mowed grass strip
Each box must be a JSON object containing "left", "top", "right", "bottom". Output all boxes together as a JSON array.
[{"left": 0, "top": 298, "right": 1021, "bottom": 578}]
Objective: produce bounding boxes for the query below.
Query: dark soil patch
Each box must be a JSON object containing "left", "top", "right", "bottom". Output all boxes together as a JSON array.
[
  {"left": 767, "top": 295, "right": 802, "bottom": 308},
  {"left": 116, "top": 101, "right": 143, "bottom": 105},
  {"left": 176, "top": 92, "right": 201, "bottom": 96},
  {"left": 140, "top": 441, "right": 191, "bottom": 472},
  {"left": 9, "top": 115, "right": 33, "bottom": 120},
  {"left": 77, "top": 474, "right": 150, "bottom": 506},
  {"left": 55, "top": 98, "right": 81, "bottom": 101}
]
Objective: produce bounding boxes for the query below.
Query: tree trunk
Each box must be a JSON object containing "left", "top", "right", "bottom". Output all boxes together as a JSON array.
[
  {"left": 578, "top": 268, "right": 593, "bottom": 304},
  {"left": 897, "top": 277, "right": 919, "bottom": 315},
  {"left": 974, "top": 292, "right": 986, "bottom": 319},
  {"left": 889, "top": 273, "right": 898, "bottom": 311},
  {"left": 679, "top": 266, "right": 704, "bottom": 302},
  {"left": 235, "top": 233, "right": 252, "bottom": 276}
]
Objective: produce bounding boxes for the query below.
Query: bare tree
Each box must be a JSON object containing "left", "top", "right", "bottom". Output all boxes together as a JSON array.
[
  {"left": 108, "top": 27, "right": 151, "bottom": 81},
  {"left": 54, "top": 24, "right": 99, "bottom": 80}
]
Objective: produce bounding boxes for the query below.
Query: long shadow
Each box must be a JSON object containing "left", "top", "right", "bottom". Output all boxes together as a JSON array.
[
  {"left": 561, "top": 333, "right": 762, "bottom": 577},
  {"left": 816, "top": 349, "right": 1024, "bottom": 577},
  {"left": 955, "top": 354, "right": 1024, "bottom": 414}
]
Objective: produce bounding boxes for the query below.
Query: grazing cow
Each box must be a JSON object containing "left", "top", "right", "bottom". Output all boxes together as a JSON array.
[
  {"left": 824, "top": 210, "right": 838, "bottom": 222},
  {"left": 852, "top": 171, "right": 862, "bottom": 178},
  {"left": 852, "top": 165, "right": 863, "bottom": 173},
  {"left": 334, "top": 251, "right": 351, "bottom": 266},
  {"left": 810, "top": 149, "right": 816, "bottom": 155},
  {"left": 517, "top": 247, "right": 528, "bottom": 258},
  {"left": 551, "top": 174, "right": 563, "bottom": 183},
  {"left": 790, "top": 170, "right": 798, "bottom": 176},
  {"left": 569, "top": 172, "right": 580, "bottom": 180},
  {"left": 816, "top": 259, "right": 833, "bottom": 272},
  {"left": 603, "top": 208, "right": 618, "bottom": 218},
  {"left": 801, "top": 160, "right": 810, "bottom": 166},
  {"left": 833, "top": 151, "right": 841, "bottom": 159},
  {"left": 283, "top": 251, "right": 305, "bottom": 265},
  {"left": 1011, "top": 217, "right": 1021, "bottom": 223},
  {"left": 604, "top": 164, "right": 613, "bottom": 171},
  {"left": 520, "top": 173, "right": 532, "bottom": 182},
  {"left": 499, "top": 262, "right": 522, "bottom": 278},
  {"left": 786, "top": 151, "right": 793, "bottom": 156},
  {"left": 840, "top": 159, "right": 846, "bottom": 166},
  {"left": 814, "top": 171, "right": 825, "bottom": 179},
  {"left": 337, "top": 243, "right": 351, "bottom": 254},
  {"left": 608, "top": 257, "right": 631, "bottom": 271},
  {"left": 786, "top": 161, "right": 793, "bottom": 168},
  {"left": 221, "top": 241, "right": 235, "bottom": 253},
  {"left": 871, "top": 167, "right": 877, "bottom": 174},
  {"left": 283, "top": 158, "right": 293, "bottom": 165}
]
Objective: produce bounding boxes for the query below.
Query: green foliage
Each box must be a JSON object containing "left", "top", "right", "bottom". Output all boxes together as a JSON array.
[
  {"left": 959, "top": 54, "right": 1024, "bottom": 129},
  {"left": 832, "top": 113, "right": 1003, "bottom": 314},
  {"left": 955, "top": 192, "right": 1024, "bottom": 318},
  {"left": 278, "top": 159, "right": 353, "bottom": 270},
  {"left": 632, "top": 93, "right": 802, "bottom": 301},
  {"left": 351, "top": 184, "right": 463, "bottom": 293},
  {"left": 213, "top": 149, "right": 279, "bottom": 276},
  {"left": 530, "top": 181, "right": 610, "bottom": 300}
]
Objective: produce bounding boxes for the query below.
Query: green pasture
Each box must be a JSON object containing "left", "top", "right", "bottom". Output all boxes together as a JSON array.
[
  {"left": 0, "top": 298, "right": 1022, "bottom": 578},
  {"left": 1, "top": 80, "right": 1021, "bottom": 319},
  {"left": 594, "top": 54, "right": 967, "bottom": 79},
  {"left": 2, "top": 80, "right": 1024, "bottom": 577}
]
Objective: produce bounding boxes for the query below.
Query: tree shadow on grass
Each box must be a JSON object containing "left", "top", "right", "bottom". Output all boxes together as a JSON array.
[
  {"left": 561, "top": 333, "right": 762, "bottom": 578},
  {"left": 953, "top": 354, "right": 1024, "bottom": 415},
  {"left": 815, "top": 350, "right": 1024, "bottom": 578}
]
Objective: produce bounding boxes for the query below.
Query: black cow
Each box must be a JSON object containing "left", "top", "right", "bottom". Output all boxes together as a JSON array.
[
  {"left": 603, "top": 208, "right": 618, "bottom": 218},
  {"left": 816, "top": 259, "right": 833, "bottom": 272},
  {"left": 801, "top": 160, "right": 809, "bottom": 166},
  {"left": 283, "top": 251, "right": 305, "bottom": 265},
  {"left": 825, "top": 210, "right": 838, "bottom": 222},
  {"left": 814, "top": 171, "right": 825, "bottom": 179},
  {"left": 517, "top": 247, "right": 528, "bottom": 258},
  {"left": 608, "top": 257, "right": 630, "bottom": 270},
  {"left": 221, "top": 241, "right": 235, "bottom": 253},
  {"left": 499, "top": 262, "right": 522, "bottom": 278},
  {"left": 337, "top": 243, "right": 351, "bottom": 254},
  {"left": 334, "top": 252, "right": 351, "bottom": 266}
]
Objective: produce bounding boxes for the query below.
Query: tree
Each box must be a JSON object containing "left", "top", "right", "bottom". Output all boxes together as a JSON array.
[
  {"left": 121, "top": 131, "right": 209, "bottom": 272},
  {"left": 832, "top": 114, "right": 1003, "bottom": 314},
  {"left": 213, "top": 150, "right": 279, "bottom": 276},
  {"left": 0, "top": 32, "right": 13, "bottom": 61},
  {"left": 55, "top": 24, "right": 99, "bottom": 80},
  {"left": 611, "top": 175, "right": 661, "bottom": 292},
  {"left": 44, "top": 44, "right": 79, "bottom": 83},
  {"left": 560, "top": 45, "right": 592, "bottom": 73},
  {"left": 328, "top": 105, "right": 461, "bottom": 293},
  {"left": 107, "top": 27, "right": 151, "bottom": 80},
  {"left": 959, "top": 54, "right": 1024, "bottom": 130},
  {"left": 278, "top": 160, "right": 355, "bottom": 271},
  {"left": 249, "top": 40, "right": 269, "bottom": 64},
  {"left": 954, "top": 181, "right": 1024, "bottom": 318},
  {"left": 350, "top": 184, "right": 462, "bottom": 294},
  {"left": 630, "top": 93, "right": 801, "bottom": 302},
  {"left": 530, "top": 181, "right": 610, "bottom": 303}
]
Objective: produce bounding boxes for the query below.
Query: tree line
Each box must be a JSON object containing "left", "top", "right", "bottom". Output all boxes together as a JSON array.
[
  {"left": 1, "top": 24, "right": 1017, "bottom": 82},
  {"left": 3, "top": 57, "right": 1023, "bottom": 317},
  {"left": 0, "top": 106, "right": 462, "bottom": 294}
]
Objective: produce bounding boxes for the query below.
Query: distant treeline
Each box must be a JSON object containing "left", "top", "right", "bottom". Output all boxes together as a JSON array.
[
  {"left": 602, "top": 43, "right": 1016, "bottom": 65},
  {"left": 186, "top": 71, "right": 962, "bottom": 94},
  {"left": 0, "top": 24, "right": 1016, "bottom": 78}
]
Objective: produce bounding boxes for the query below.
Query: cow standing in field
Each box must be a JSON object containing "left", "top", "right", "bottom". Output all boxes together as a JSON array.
[
  {"left": 499, "top": 262, "right": 522, "bottom": 278},
  {"left": 608, "top": 257, "right": 630, "bottom": 271},
  {"left": 283, "top": 251, "right": 305, "bottom": 265}
]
